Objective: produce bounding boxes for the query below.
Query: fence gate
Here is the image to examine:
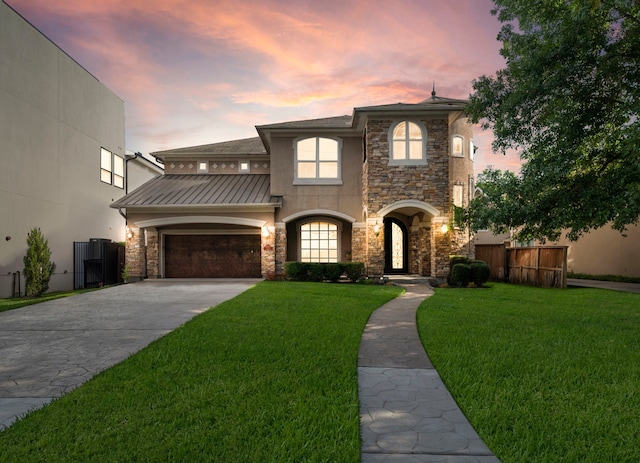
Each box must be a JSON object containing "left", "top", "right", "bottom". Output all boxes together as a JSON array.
[{"left": 73, "top": 239, "right": 124, "bottom": 290}]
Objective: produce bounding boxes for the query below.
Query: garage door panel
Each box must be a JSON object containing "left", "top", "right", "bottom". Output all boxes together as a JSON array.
[{"left": 165, "top": 235, "right": 261, "bottom": 278}]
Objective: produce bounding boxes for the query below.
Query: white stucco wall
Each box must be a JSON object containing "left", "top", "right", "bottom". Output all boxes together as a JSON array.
[{"left": 0, "top": 2, "right": 126, "bottom": 297}]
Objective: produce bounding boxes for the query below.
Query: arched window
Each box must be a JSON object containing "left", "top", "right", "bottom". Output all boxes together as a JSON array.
[
  {"left": 389, "top": 121, "right": 427, "bottom": 165},
  {"left": 294, "top": 137, "right": 341, "bottom": 184},
  {"left": 299, "top": 221, "right": 339, "bottom": 263}
]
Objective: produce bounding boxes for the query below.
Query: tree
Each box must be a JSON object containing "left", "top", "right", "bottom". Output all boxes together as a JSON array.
[
  {"left": 23, "top": 227, "right": 56, "bottom": 297},
  {"left": 465, "top": 0, "right": 640, "bottom": 241}
]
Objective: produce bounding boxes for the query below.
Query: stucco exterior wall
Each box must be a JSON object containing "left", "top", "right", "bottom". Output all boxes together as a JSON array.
[
  {"left": 270, "top": 135, "right": 363, "bottom": 222},
  {"left": 0, "top": 3, "right": 125, "bottom": 297}
]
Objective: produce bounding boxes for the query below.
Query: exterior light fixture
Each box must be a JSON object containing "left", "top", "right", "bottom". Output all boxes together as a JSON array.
[
  {"left": 373, "top": 221, "right": 381, "bottom": 236},
  {"left": 440, "top": 223, "right": 449, "bottom": 234},
  {"left": 126, "top": 226, "right": 134, "bottom": 239},
  {"left": 261, "top": 226, "right": 270, "bottom": 238}
]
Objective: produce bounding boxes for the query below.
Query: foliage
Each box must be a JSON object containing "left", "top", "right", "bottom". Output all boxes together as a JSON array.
[
  {"left": 470, "top": 261, "right": 491, "bottom": 286},
  {"left": 465, "top": 0, "right": 640, "bottom": 242},
  {"left": 284, "top": 262, "right": 365, "bottom": 283},
  {"left": 0, "top": 282, "right": 402, "bottom": 462},
  {"left": 22, "top": 227, "right": 56, "bottom": 297},
  {"left": 417, "top": 284, "right": 640, "bottom": 462},
  {"left": 450, "top": 263, "right": 471, "bottom": 287}
]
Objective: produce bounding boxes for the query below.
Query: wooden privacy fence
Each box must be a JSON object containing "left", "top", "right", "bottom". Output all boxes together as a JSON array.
[{"left": 475, "top": 244, "right": 568, "bottom": 288}]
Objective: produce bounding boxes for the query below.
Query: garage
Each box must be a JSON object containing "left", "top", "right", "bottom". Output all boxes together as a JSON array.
[{"left": 164, "top": 234, "right": 262, "bottom": 278}]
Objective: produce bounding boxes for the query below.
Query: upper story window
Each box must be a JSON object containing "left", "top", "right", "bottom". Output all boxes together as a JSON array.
[
  {"left": 100, "top": 148, "right": 124, "bottom": 189},
  {"left": 469, "top": 140, "right": 475, "bottom": 161},
  {"left": 452, "top": 135, "right": 464, "bottom": 157},
  {"left": 389, "top": 121, "right": 426, "bottom": 165},
  {"left": 294, "top": 137, "right": 342, "bottom": 184}
]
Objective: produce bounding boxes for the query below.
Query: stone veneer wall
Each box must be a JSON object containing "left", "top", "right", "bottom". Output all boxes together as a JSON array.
[
  {"left": 125, "top": 225, "right": 146, "bottom": 280},
  {"left": 364, "top": 118, "right": 452, "bottom": 278},
  {"left": 261, "top": 226, "right": 276, "bottom": 280},
  {"left": 274, "top": 223, "right": 287, "bottom": 279},
  {"left": 351, "top": 223, "right": 367, "bottom": 264},
  {"left": 146, "top": 230, "right": 160, "bottom": 278}
]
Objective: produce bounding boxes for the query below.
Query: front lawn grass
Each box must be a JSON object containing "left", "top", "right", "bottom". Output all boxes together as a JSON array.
[
  {"left": 0, "top": 281, "right": 402, "bottom": 462},
  {"left": 417, "top": 283, "right": 640, "bottom": 463}
]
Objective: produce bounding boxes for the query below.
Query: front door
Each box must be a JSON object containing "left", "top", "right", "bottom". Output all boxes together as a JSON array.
[{"left": 384, "top": 218, "right": 408, "bottom": 273}]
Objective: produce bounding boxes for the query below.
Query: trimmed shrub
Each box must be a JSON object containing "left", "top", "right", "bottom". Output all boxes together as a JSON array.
[
  {"left": 343, "top": 262, "right": 365, "bottom": 282},
  {"left": 450, "top": 263, "right": 471, "bottom": 287},
  {"left": 324, "top": 263, "right": 343, "bottom": 282},
  {"left": 307, "top": 263, "right": 325, "bottom": 282},
  {"left": 284, "top": 262, "right": 307, "bottom": 281},
  {"left": 470, "top": 261, "right": 491, "bottom": 287},
  {"left": 284, "top": 262, "right": 365, "bottom": 283}
]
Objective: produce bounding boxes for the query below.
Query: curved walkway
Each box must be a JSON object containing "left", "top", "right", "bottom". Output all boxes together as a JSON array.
[
  {"left": 358, "top": 284, "right": 500, "bottom": 462},
  {"left": 0, "top": 279, "right": 259, "bottom": 430}
]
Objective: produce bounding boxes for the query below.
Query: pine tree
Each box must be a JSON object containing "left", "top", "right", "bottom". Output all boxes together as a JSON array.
[{"left": 23, "top": 227, "right": 56, "bottom": 297}]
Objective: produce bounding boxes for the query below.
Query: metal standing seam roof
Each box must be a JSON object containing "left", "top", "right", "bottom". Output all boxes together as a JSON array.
[{"left": 110, "top": 174, "right": 281, "bottom": 208}]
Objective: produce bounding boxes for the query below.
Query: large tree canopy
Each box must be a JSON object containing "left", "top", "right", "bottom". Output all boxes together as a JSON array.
[{"left": 466, "top": 0, "right": 640, "bottom": 241}]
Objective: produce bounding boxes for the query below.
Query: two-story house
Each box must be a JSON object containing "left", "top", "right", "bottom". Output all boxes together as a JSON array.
[{"left": 111, "top": 92, "right": 475, "bottom": 281}]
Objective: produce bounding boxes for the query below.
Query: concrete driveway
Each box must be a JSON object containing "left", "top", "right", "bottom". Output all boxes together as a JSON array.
[{"left": 0, "top": 279, "right": 259, "bottom": 429}]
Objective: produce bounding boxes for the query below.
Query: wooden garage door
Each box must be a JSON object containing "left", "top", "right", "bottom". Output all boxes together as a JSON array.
[{"left": 164, "top": 235, "right": 261, "bottom": 278}]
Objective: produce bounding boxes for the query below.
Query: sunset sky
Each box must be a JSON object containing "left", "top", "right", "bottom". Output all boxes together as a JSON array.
[{"left": 7, "top": 0, "right": 523, "bottom": 174}]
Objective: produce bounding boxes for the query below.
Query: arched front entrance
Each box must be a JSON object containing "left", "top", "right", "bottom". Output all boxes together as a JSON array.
[{"left": 384, "top": 218, "right": 408, "bottom": 273}]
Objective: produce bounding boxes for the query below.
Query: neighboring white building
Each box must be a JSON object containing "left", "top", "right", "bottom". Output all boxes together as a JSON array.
[{"left": 0, "top": 2, "right": 160, "bottom": 297}]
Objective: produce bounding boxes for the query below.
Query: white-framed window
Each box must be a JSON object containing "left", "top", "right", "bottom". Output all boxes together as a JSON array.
[
  {"left": 389, "top": 121, "right": 427, "bottom": 165},
  {"left": 100, "top": 148, "right": 124, "bottom": 189},
  {"left": 197, "top": 161, "right": 209, "bottom": 173},
  {"left": 294, "top": 137, "right": 341, "bottom": 184},
  {"left": 453, "top": 184, "right": 464, "bottom": 208},
  {"left": 299, "top": 220, "right": 339, "bottom": 263},
  {"left": 452, "top": 135, "right": 464, "bottom": 157},
  {"left": 239, "top": 161, "right": 250, "bottom": 173}
]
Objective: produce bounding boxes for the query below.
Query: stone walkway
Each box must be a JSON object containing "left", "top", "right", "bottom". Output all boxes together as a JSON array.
[{"left": 358, "top": 284, "right": 500, "bottom": 462}]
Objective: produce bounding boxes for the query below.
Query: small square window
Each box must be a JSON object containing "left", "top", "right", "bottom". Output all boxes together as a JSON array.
[
  {"left": 239, "top": 161, "right": 250, "bottom": 173},
  {"left": 197, "top": 161, "right": 209, "bottom": 173}
]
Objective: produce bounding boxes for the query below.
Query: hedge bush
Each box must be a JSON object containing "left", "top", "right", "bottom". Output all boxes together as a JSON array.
[
  {"left": 450, "top": 263, "right": 471, "bottom": 287},
  {"left": 284, "top": 262, "right": 364, "bottom": 283},
  {"left": 470, "top": 261, "right": 491, "bottom": 287}
]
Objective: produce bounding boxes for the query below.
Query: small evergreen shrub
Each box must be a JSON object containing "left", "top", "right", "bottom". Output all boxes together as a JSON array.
[
  {"left": 284, "top": 262, "right": 365, "bottom": 283},
  {"left": 23, "top": 227, "right": 56, "bottom": 297},
  {"left": 343, "top": 262, "right": 365, "bottom": 282},
  {"left": 284, "top": 262, "right": 308, "bottom": 281},
  {"left": 324, "top": 263, "right": 343, "bottom": 282},
  {"left": 307, "top": 263, "right": 325, "bottom": 282},
  {"left": 450, "top": 263, "right": 471, "bottom": 287},
  {"left": 470, "top": 261, "right": 490, "bottom": 286}
]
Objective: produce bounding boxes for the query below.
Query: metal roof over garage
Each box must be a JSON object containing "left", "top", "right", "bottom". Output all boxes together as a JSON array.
[{"left": 110, "top": 174, "right": 281, "bottom": 209}]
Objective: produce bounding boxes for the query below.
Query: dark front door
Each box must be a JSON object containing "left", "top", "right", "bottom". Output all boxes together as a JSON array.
[
  {"left": 384, "top": 218, "right": 408, "bottom": 274},
  {"left": 164, "top": 234, "right": 261, "bottom": 278}
]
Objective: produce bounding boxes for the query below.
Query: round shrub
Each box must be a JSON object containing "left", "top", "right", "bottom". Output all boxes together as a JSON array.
[
  {"left": 470, "top": 261, "right": 490, "bottom": 287},
  {"left": 450, "top": 263, "right": 471, "bottom": 287}
]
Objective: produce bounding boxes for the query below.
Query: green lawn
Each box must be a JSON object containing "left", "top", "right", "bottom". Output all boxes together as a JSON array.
[
  {"left": 0, "top": 281, "right": 402, "bottom": 463},
  {"left": 417, "top": 283, "right": 640, "bottom": 463}
]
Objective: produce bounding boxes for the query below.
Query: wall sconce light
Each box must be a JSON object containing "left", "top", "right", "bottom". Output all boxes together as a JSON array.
[
  {"left": 373, "top": 221, "right": 381, "bottom": 237},
  {"left": 126, "top": 226, "right": 134, "bottom": 239},
  {"left": 440, "top": 223, "right": 449, "bottom": 234},
  {"left": 261, "top": 226, "right": 270, "bottom": 238}
]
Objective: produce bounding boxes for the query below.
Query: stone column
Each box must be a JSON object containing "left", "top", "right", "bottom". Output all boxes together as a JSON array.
[
  {"left": 351, "top": 222, "right": 367, "bottom": 264},
  {"left": 274, "top": 223, "right": 287, "bottom": 280},
  {"left": 125, "top": 225, "right": 146, "bottom": 281},
  {"left": 432, "top": 218, "right": 451, "bottom": 279},
  {"left": 145, "top": 229, "right": 160, "bottom": 279},
  {"left": 367, "top": 217, "right": 385, "bottom": 277},
  {"left": 261, "top": 225, "right": 277, "bottom": 280}
]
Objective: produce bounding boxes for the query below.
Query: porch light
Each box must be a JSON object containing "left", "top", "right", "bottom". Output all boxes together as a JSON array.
[
  {"left": 261, "top": 226, "right": 270, "bottom": 238},
  {"left": 373, "top": 222, "right": 381, "bottom": 236},
  {"left": 126, "top": 226, "right": 134, "bottom": 239},
  {"left": 440, "top": 223, "right": 449, "bottom": 234}
]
